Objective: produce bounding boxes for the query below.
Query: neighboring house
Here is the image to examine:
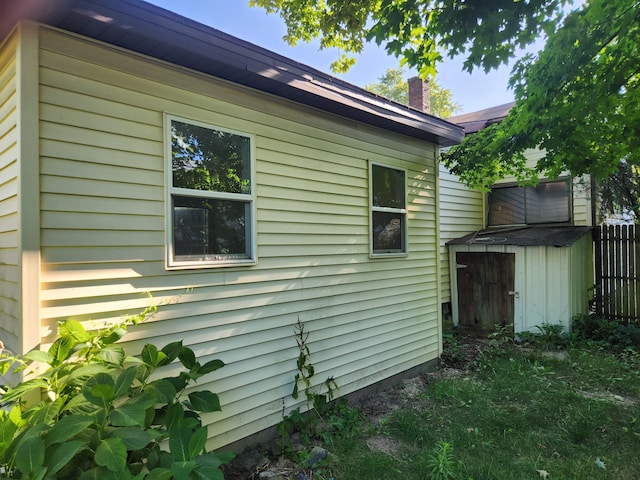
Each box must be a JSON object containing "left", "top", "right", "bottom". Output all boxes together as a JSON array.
[
  {"left": 439, "top": 103, "right": 595, "bottom": 334},
  {"left": 0, "top": 0, "right": 463, "bottom": 448}
]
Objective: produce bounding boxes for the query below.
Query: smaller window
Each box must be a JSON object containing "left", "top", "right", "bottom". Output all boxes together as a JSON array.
[
  {"left": 488, "top": 179, "right": 571, "bottom": 226},
  {"left": 166, "top": 115, "right": 255, "bottom": 268},
  {"left": 371, "top": 164, "right": 407, "bottom": 255}
]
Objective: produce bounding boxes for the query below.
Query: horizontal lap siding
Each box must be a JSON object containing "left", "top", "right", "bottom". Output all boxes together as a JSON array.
[
  {"left": 38, "top": 27, "right": 439, "bottom": 448},
  {"left": 0, "top": 33, "right": 19, "bottom": 352},
  {"left": 572, "top": 176, "right": 592, "bottom": 226},
  {"left": 438, "top": 163, "right": 484, "bottom": 304}
]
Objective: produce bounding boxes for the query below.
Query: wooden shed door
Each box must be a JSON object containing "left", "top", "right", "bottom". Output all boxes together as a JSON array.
[{"left": 456, "top": 252, "right": 515, "bottom": 333}]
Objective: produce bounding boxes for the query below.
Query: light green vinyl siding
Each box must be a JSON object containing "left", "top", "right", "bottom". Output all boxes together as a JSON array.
[
  {"left": 38, "top": 26, "right": 440, "bottom": 448},
  {"left": 572, "top": 176, "right": 593, "bottom": 226},
  {"left": 438, "top": 162, "right": 484, "bottom": 305},
  {"left": 0, "top": 32, "right": 19, "bottom": 352}
]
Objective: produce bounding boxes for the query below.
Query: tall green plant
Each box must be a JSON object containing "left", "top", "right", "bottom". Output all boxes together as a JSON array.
[{"left": 0, "top": 307, "right": 231, "bottom": 479}]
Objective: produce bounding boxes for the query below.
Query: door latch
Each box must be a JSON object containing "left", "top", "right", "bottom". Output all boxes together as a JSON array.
[{"left": 508, "top": 290, "right": 520, "bottom": 299}]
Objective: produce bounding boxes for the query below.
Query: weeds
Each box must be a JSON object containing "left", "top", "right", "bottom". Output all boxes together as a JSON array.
[
  {"left": 425, "top": 440, "right": 465, "bottom": 480},
  {"left": 278, "top": 319, "right": 361, "bottom": 462},
  {"left": 256, "top": 317, "right": 640, "bottom": 479},
  {"left": 315, "top": 318, "right": 640, "bottom": 480}
]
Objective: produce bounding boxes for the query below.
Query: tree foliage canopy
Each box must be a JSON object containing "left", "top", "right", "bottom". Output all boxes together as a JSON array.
[
  {"left": 365, "top": 67, "right": 461, "bottom": 118},
  {"left": 250, "top": 0, "right": 640, "bottom": 191}
]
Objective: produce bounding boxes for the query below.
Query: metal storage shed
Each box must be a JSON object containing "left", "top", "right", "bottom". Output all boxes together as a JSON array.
[{"left": 447, "top": 226, "right": 593, "bottom": 334}]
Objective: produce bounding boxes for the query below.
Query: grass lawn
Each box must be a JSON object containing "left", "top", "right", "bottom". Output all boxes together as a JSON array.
[{"left": 312, "top": 338, "right": 640, "bottom": 480}]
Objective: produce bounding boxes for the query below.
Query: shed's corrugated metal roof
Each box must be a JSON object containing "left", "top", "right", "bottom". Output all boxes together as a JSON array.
[
  {"left": 0, "top": 0, "right": 464, "bottom": 146},
  {"left": 447, "top": 226, "right": 592, "bottom": 247}
]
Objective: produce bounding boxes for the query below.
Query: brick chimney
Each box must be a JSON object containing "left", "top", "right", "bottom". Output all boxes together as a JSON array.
[{"left": 408, "top": 76, "right": 430, "bottom": 114}]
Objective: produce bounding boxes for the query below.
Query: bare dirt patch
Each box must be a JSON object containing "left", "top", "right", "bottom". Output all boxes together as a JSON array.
[{"left": 574, "top": 389, "right": 639, "bottom": 406}]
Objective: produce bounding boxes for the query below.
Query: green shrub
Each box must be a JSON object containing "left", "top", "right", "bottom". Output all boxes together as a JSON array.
[
  {"left": 572, "top": 314, "right": 640, "bottom": 350},
  {"left": 0, "top": 307, "right": 232, "bottom": 479}
]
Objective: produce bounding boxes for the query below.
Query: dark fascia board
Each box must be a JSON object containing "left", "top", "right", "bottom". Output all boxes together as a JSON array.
[{"left": 1, "top": 0, "right": 463, "bottom": 146}]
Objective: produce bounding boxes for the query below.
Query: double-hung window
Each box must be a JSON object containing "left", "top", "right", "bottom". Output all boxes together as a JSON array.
[
  {"left": 371, "top": 163, "right": 407, "bottom": 256},
  {"left": 166, "top": 115, "right": 255, "bottom": 268}
]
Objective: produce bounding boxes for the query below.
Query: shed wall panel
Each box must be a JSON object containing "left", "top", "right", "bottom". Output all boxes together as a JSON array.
[
  {"left": 37, "top": 27, "right": 440, "bottom": 448},
  {"left": 449, "top": 240, "right": 592, "bottom": 333}
]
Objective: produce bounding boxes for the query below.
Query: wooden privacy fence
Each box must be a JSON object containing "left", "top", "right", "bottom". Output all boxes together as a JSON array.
[{"left": 593, "top": 225, "right": 640, "bottom": 322}]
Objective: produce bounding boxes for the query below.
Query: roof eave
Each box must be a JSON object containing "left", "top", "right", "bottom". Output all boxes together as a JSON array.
[{"left": 0, "top": 0, "right": 463, "bottom": 146}]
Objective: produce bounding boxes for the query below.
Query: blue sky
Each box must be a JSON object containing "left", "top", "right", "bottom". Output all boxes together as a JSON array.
[{"left": 146, "top": 0, "right": 532, "bottom": 115}]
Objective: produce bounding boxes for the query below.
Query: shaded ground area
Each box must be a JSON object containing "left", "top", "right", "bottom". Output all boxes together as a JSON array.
[{"left": 222, "top": 334, "right": 488, "bottom": 479}]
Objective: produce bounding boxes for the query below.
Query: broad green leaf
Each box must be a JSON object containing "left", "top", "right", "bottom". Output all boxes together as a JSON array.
[
  {"left": 78, "top": 466, "right": 121, "bottom": 480},
  {"left": 145, "top": 467, "right": 173, "bottom": 480},
  {"left": 62, "top": 392, "right": 96, "bottom": 415},
  {"left": 146, "top": 379, "right": 177, "bottom": 404},
  {"left": 110, "top": 403, "right": 147, "bottom": 427},
  {"left": 177, "top": 347, "right": 196, "bottom": 370},
  {"left": 45, "top": 440, "right": 85, "bottom": 475},
  {"left": 0, "top": 358, "right": 13, "bottom": 376},
  {"left": 141, "top": 344, "right": 165, "bottom": 367},
  {"left": 188, "top": 426, "right": 207, "bottom": 460},
  {"left": 107, "top": 426, "right": 157, "bottom": 450},
  {"left": 169, "top": 427, "right": 191, "bottom": 461},
  {"left": 45, "top": 415, "right": 93, "bottom": 446},
  {"left": 101, "top": 327, "right": 127, "bottom": 345},
  {"left": 135, "top": 363, "right": 153, "bottom": 384},
  {"left": 164, "top": 402, "right": 184, "bottom": 432},
  {"left": 95, "top": 344, "right": 126, "bottom": 365},
  {"left": 85, "top": 383, "right": 115, "bottom": 406},
  {"left": 66, "top": 363, "right": 114, "bottom": 385},
  {"left": 0, "top": 411, "right": 20, "bottom": 450},
  {"left": 49, "top": 335, "right": 76, "bottom": 365},
  {"left": 216, "top": 450, "right": 236, "bottom": 464},
  {"left": 164, "top": 375, "right": 188, "bottom": 393},
  {"left": 170, "top": 460, "right": 196, "bottom": 480},
  {"left": 114, "top": 366, "right": 138, "bottom": 397},
  {"left": 160, "top": 341, "right": 183, "bottom": 366},
  {"left": 182, "top": 411, "right": 201, "bottom": 431},
  {"left": 128, "top": 390, "right": 158, "bottom": 409},
  {"left": 15, "top": 434, "right": 45, "bottom": 475},
  {"left": 197, "top": 359, "right": 225, "bottom": 375},
  {"left": 27, "top": 397, "right": 65, "bottom": 425},
  {"left": 95, "top": 437, "right": 127, "bottom": 472},
  {"left": 150, "top": 449, "right": 174, "bottom": 469},
  {"left": 0, "top": 378, "right": 48, "bottom": 404},
  {"left": 59, "top": 319, "right": 91, "bottom": 342},
  {"left": 124, "top": 355, "right": 143, "bottom": 365},
  {"left": 83, "top": 373, "right": 115, "bottom": 407},
  {"left": 193, "top": 452, "right": 225, "bottom": 480},
  {"left": 23, "top": 350, "right": 53, "bottom": 365},
  {"left": 188, "top": 391, "right": 221, "bottom": 413}
]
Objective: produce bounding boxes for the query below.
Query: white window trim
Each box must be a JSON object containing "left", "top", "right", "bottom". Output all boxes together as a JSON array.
[
  {"left": 164, "top": 113, "right": 257, "bottom": 269},
  {"left": 369, "top": 161, "right": 408, "bottom": 258}
]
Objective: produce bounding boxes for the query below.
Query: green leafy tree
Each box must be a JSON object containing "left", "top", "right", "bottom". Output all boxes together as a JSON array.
[
  {"left": 597, "top": 162, "right": 640, "bottom": 223},
  {"left": 364, "top": 67, "right": 461, "bottom": 118},
  {"left": 364, "top": 67, "right": 408, "bottom": 104},
  {"left": 250, "top": 0, "right": 640, "bottom": 188}
]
